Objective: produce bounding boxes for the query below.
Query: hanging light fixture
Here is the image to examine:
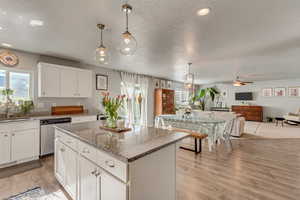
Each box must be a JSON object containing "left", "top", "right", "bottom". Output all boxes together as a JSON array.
[
  {"left": 95, "top": 24, "right": 109, "bottom": 64},
  {"left": 119, "top": 3, "right": 137, "bottom": 56},
  {"left": 184, "top": 62, "right": 194, "bottom": 89}
]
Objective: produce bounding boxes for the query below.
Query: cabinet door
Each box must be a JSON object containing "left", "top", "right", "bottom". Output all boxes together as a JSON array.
[
  {"left": 77, "top": 70, "right": 92, "bottom": 97},
  {"left": 79, "top": 156, "right": 98, "bottom": 200},
  {"left": 65, "top": 146, "right": 77, "bottom": 200},
  {"left": 38, "top": 65, "right": 60, "bottom": 97},
  {"left": 100, "top": 170, "right": 127, "bottom": 200},
  {"left": 55, "top": 140, "right": 66, "bottom": 185},
  {"left": 0, "top": 132, "right": 11, "bottom": 164},
  {"left": 11, "top": 129, "right": 35, "bottom": 161},
  {"left": 60, "top": 68, "right": 78, "bottom": 97}
]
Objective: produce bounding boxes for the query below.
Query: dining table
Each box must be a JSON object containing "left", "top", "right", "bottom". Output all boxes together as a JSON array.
[{"left": 155, "top": 114, "right": 227, "bottom": 151}]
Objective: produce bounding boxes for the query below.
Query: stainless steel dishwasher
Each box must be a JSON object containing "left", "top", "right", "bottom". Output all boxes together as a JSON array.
[{"left": 40, "top": 117, "right": 71, "bottom": 156}]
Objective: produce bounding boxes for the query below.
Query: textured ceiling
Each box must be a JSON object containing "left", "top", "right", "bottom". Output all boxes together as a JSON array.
[{"left": 0, "top": 0, "right": 300, "bottom": 84}]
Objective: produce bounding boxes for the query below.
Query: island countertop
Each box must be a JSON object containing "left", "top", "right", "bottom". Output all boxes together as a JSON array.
[{"left": 55, "top": 121, "right": 189, "bottom": 162}]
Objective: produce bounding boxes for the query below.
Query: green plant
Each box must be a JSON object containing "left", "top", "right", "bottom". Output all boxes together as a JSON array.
[
  {"left": 101, "top": 92, "right": 125, "bottom": 128},
  {"left": 19, "top": 100, "right": 34, "bottom": 115},
  {"left": 191, "top": 87, "right": 220, "bottom": 111}
]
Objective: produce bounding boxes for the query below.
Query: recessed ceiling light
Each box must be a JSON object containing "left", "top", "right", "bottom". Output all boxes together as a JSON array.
[
  {"left": 1, "top": 43, "right": 12, "bottom": 47},
  {"left": 0, "top": 27, "right": 3, "bottom": 30},
  {"left": 30, "top": 19, "right": 44, "bottom": 27},
  {"left": 197, "top": 8, "right": 211, "bottom": 16}
]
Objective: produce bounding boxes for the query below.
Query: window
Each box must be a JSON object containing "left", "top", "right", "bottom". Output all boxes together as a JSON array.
[
  {"left": 0, "top": 69, "right": 31, "bottom": 102},
  {"left": 175, "top": 90, "right": 190, "bottom": 106}
]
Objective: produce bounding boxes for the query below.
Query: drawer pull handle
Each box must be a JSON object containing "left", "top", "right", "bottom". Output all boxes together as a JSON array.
[
  {"left": 4, "top": 134, "right": 8, "bottom": 137},
  {"left": 105, "top": 160, "right": 115, "bottom": 168},
  {"left": 82, "top": 148, "right": 90, "bottom": 154},
  {"left": 66, "top": 140, "right": 72, "bottom": 144}
]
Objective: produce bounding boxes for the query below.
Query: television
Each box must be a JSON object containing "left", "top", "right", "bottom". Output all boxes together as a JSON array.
[{"left": 235, "top": 92, "right": 253, "bottom": 101}]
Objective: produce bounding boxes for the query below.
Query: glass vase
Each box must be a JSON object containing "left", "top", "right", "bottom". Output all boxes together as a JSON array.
[{"left": 106, "top": 117, "right": 117, "bottom": 128}]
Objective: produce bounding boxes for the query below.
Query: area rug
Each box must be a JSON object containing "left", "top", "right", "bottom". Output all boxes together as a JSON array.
[
  {"left": 5, "top": 187, "right": 68, "bottom": 200},
  {"left": 0, "top": 160, "right": 42, "bottom": 179}
]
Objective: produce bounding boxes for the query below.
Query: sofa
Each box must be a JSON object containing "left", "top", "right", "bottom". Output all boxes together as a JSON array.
[{"left": 283, "top": 109, "right": 300, "bottom": 124}]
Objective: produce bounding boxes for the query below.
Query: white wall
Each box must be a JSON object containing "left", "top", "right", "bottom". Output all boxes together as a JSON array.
[
  {"left": 204, "top": 79, "right": 300, "bottom": 119},
  {"left": 0, "top": 49, "right": 185, "bottom": 126}
]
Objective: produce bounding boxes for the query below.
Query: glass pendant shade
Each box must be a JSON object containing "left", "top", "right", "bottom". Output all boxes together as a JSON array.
[
  {"left": 184, "top": 63, "right": 194, "bottom": 89},
  {"left": 95, "top": 45, "right": 109, "bottom": 64},
  {"left": 184, "top": 73, "right": 194, "bottom": 89},
  {"left": 119, "top": 4, "right": 137, "bottom": 56},
  {"left": 95, "top": 24, "right": 109, "bottom": 64},
  {"left": 119, "top": 31, "right": 137, "bottom": 56}
]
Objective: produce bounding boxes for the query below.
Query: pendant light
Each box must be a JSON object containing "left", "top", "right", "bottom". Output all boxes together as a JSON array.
[
  {"left": 184, "top": 62, "right": 194, "bottom": 89},
  {"left": 119, "top": 3, "right": 137, "bottom": 56},
  {"left": 95, "top": 24, "right": 109, "bottom": 64}
]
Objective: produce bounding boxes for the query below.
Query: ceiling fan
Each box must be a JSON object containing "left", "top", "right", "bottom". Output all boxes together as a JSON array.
[{"left": 232, "top": 76, "right": 253, "bottom": 86}]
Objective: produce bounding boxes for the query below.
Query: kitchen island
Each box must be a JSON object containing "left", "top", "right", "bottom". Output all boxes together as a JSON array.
[{"left": 54, "top": 121, "right": 189, "bottom": 200}]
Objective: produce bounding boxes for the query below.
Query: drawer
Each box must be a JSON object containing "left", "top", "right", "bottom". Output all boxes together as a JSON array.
[
  {"left": 71, "top": 115, "right": 97, "bottom": 124},
  {"left": 0, "top": 120, "right": 39, "bottom": 132},
  {"left": 96, "top": 150, "right": 127, "bottom": 182},
  {"left": 78, "top": 141, "right": 97, "bottom": 162},
  {"left": 55, "top": 130, "right": 77, "bottom": 150}
]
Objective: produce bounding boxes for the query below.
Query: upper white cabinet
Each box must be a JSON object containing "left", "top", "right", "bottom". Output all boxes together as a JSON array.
[
  {"left": 38, "top": 63, "right": 60, "bottom": 97},
  {"left": 38, "top": 62, "right": 92, "bottom": 98}
]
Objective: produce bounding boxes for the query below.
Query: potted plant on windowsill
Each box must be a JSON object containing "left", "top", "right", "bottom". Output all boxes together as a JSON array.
[{"left": 101, "top": 92, "right": 126, "bottom": 129}]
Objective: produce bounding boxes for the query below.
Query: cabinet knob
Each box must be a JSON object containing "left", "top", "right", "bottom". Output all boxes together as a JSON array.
[
  {"left": 105, "top": 160, "right": 115, "bottom": 168},
  {"left": 60, "top": 148, "right": 65, "bottom": 152},
  {"left": 12, "top": 133, "right": 15, "bottom": 136},
  {"left": 4, "top": 134, "right": 8, "bottom": 137},
  {"left": 91, "top": 169, "right": 97, "bottom": 175}
]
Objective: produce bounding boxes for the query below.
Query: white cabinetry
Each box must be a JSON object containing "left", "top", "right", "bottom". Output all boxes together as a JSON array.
[
  {"left": 38, "top": 62, "right": 92, "bottom": 98},
  {"left": 0, "top": 120, "right": 40, "bottom": 168},
  {"left": 11, "top": 129, "right": 35, "bottom": 161},
  {"left": 55, "top": 129, "right": 127, "bottom": 200},
  {"left": 60, "top": 68, "right": 78, "bottom": 97},
  {"left": 38, "top": 63, "right": 60, "bottom": 97},
  {"left": 78, "top": 156, "right": 99, "bottom": 200},
  {"left": 0, "top": 132, "right": 11, "bottom": 165}
]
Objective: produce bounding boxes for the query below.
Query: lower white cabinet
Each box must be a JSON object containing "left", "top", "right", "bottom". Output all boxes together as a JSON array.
[
  {"left": 55, "top": 140, "right": 77, "bottom": 200},
  {"left": 79, "top": 156, "right": 98, "bottom": 200},
  {"left": 0, "top": 120, "right": 40, "bottom": 167},
  {"left": 55, "top": 130, "right": 127, "bottom": 200},
  {"left": 0, "top": 132, "right": 11, "bottom": 165},
  {"left": 11, "top": 129, "right": 35, "bottom": 161}
]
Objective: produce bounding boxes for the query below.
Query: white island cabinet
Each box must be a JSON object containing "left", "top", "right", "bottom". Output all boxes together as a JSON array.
[
  {"left": 0, "top": 120, "right": 40, "bottom": 167},
  {"left": 54, "top": 123, "right": 189, "bottom": 200}
]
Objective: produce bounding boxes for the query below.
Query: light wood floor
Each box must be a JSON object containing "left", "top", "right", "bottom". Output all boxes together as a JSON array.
[{"left": 1, "top": 138, "right": 300, "bottom": 200}]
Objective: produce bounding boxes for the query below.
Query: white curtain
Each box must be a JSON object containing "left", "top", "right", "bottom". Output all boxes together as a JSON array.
[
  {"left": 137, "top": 75, "right": 148, "bottom": 126},
  {"left": 120, "top": 72, "right": 149, "bottom": 126}
]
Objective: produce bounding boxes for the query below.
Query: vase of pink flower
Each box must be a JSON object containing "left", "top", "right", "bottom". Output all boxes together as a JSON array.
[{"left": 101, "top": 92, "right": 125, "bottom": 128}]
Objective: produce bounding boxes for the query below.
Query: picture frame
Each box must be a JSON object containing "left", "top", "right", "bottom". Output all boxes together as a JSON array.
[
  {"left": 274, "top": 87, "right": 286, "bottom": 97},
  {"left": 96, "top": 74, "right": 108, "bottom": 90},
  {"left": 153, "top": 79, "right": 161, "bottom": 88},
  {"left": 288, "top": 87, "right": 300, "bottom": 97},
  {"left": 262, "top": 88, "right": 273, "bottom": 97},
  {"left": 160, "top": 80, "right": 166, "bottom": 89}
]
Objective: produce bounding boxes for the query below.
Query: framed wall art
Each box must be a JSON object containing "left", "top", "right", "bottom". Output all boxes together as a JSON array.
[
  {"left": 96, "top": 74, "right": 108, "bottom": 90},
  {"left": 288, "top": 87, "right": 300, "bottom": 97},
  {"left": 262, "top": 88, "right": 273, "bottom": 97},
  {"left": 274, "top": 87, "right": 286, "bottom": 97}
]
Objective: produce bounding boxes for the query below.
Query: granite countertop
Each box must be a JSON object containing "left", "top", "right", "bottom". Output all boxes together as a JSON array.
[
  {"left": 0, "top": 112, "right": 102, "bottom": 123},
  {"left": 55, "top": 121, "right": 190, "bottom": 163}
]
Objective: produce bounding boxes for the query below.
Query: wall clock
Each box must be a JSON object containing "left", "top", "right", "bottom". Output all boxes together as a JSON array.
[{"left": 0, "top": 51, "right": 19, "bottom": 67}]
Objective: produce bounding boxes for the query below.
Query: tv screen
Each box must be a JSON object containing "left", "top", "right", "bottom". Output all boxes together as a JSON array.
[{"left": 235, "top": 92, "right": 253, "bottom": 101}]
